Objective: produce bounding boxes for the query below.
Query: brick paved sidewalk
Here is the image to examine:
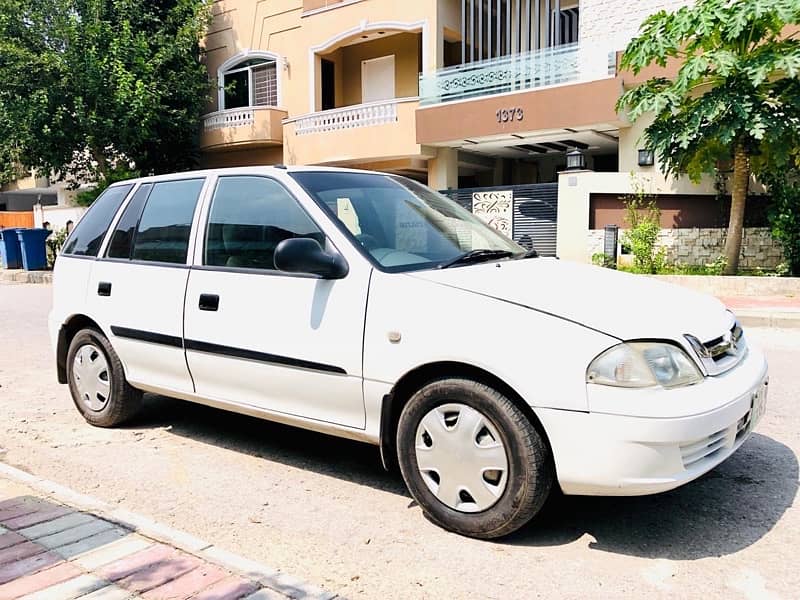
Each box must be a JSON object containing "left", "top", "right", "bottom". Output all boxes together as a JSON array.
[{"left": 0, "top": 480, "right": 331, "bottom": 600}]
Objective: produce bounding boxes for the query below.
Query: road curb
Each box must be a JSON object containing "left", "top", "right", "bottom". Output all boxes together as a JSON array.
[
  {"left": 0, "top": 461, "right": 337, "bottom": 600},
  {"left": 736, "top": 310, "right": 800, "bottom": 329},
  {"left": 0, "top": 270, "right": 52, "bottom": 284}
]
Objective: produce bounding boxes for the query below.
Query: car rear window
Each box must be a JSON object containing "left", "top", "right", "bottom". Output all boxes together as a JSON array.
[{"left": 61, "top": 184, "right": 134, "bottom": 257}]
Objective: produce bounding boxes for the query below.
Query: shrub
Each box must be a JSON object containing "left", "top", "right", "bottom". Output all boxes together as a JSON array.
[{"left": 622, "top": 188, "right": 666, "bottom": 274}]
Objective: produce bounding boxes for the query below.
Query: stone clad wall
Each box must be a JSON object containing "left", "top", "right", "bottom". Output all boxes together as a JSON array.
[
  {"left": 588, "top": 227, "right": 785, "bottom": 269},
  {"left": 580, "top": 0, "right": 694, "bottom": 51}
]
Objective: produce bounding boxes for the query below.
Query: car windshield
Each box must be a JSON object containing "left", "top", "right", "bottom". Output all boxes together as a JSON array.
[{"left": 291, "top": 171, "right": 524, "bottom": 272}]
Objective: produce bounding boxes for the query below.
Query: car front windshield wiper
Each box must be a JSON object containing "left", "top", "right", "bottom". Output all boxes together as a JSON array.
[{"left": 439, "top": 249, "right": 514, "bottom": 269}]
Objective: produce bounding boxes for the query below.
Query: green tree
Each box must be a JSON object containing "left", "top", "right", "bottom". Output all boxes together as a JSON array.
[
  {"left": 762, "top": 168, "right": 800, "bottom": 275},
  {"left": 0, "top": 0, "right": 211, "bottom": 191},
  {"left": 617, "top": 0, "right": 800, "bottom": 275}
]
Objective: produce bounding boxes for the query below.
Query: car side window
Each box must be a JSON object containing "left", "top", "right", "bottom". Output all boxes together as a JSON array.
[
  {"left": 131, "top": 179, "right": 204, "bottom": 264},
  {"left": 105, "top": 183, "right": 153, "bottom": 259},
  {"left": 61, "top": 184, "right": 134, "bottom": 257},
  {"left": 205, "top": 176, "right": 325, "bottom": 271}
]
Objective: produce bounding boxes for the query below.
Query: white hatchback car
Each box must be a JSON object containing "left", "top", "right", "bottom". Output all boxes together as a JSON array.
[{"left": 50, "top": 166, "right": 768, "bottom": 538}]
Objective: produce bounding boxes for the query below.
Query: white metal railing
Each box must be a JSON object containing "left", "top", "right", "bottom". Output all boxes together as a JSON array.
[
  {"left": 290, "top": 98, "right": 417, "bottom": 135},
  {"left": 203, "top": 106, "right": 276, "bottom": 131},
  {"left": 419, "top": 43, "right": 616, "bottom": 106}
]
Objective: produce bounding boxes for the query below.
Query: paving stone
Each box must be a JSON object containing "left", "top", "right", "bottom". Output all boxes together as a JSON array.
[
  {"left": 0, "top": 541, "right": 46, "bottom": 566},
  {"left": 201, "top": 547, "right": 279, "bottom": 582},
  {"left": 98, "top": 545, "right": 174, "bottom": 582},
  {"left": 191, "top": 575, "right": 259, "bottom": 600},
  {"left": 64, "top": 583, "right": 132, "bottom": 600},
  {"left": 113, "top": 550, "right": 201, "bottom": 594},
  {"left": 72, "top": 535, "right": 153, "bottom": 571},
  {"left": 53, "top": 526, "right": 128, "bottom": 559},
  {"left": 0, "top": 527, "right": 6, "bottom": 535},
  {"left": 0, "top": 499, "right": 27, "bottom": 512},
  {"left": 3, "top": 506, "right": 74, "bottom": 531},
  {"left": 0, "top": 560, "right": 80, "bottom": 597},
  {"left": 0, "top": 551, "right": 62, "bottom": 586},
  {"left": 0, "top": 503, "right": 44, "bottom": 524},
  {"left": 37, "top": 519, "right": 115, "bottom": 550},
  {"left": 0, "top": 533, "right": 26, "bottom": 552},
  {"left": 243, "top": 589, "right": 290, "bottom": 600},
  {"left": 260, "top": 572, "right": 334, "bottom": 600},
  {"left": 18, "top": 513, "right": 95, "bottom": 540},
  {"left": 141, "top": 563, "right": 228, "bottom": 599},
  {"left": 19, "top": 572, "right": 108, "bottom": 600}
]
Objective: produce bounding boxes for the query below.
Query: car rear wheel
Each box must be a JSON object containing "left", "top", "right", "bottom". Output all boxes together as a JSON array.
[
  {"left": 397, "top": 378, "right": 553, "bottom": 539},
  {"left": 67, "top": 328, "right": 142, "bottom": 427}
]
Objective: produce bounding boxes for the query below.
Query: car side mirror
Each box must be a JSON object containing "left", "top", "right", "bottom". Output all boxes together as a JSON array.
[{"left": 274, "top": 238, "right": 349, "bottom": 279}]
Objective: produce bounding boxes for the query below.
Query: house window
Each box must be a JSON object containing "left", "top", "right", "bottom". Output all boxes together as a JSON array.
[
  {"left": 555, "top": 7, "right": 579, "bottom": 45},
  {"left": 222, "top": 59, "right": 278, "bottom": 110}
]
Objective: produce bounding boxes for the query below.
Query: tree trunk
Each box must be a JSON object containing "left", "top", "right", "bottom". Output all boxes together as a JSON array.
[
  {"left": 722, "top": 143, "right": 749, "bottom": 275},
  {"left": 90, "top": 147, "right": 108, "bottom": 181}
]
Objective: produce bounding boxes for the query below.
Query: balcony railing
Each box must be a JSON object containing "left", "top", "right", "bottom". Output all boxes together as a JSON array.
[
  {"left": 203, "top": 106, "right": 277, "bottom": 130},
  {"left": 419, "top": 43, "right": 616, "bottom": 106},
  {"left": 292, "top": 98, "right": 418, "bottom": 135}
]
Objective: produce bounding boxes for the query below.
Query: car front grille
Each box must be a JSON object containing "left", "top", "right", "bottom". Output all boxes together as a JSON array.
[{"left": 686, "top": 320, "right": 747, "bottom": 376}]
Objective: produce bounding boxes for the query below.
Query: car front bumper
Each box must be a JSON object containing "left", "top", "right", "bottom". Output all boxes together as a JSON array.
[{"left": 537, "top": 345, "right": 769, "bottom": 496}]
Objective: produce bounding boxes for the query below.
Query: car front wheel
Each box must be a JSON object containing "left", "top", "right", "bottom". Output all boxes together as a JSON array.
[
  {"left": 397, "top": 378, "right": 553, "bottom": 539},
  {"left": 66, "top": 328, "right": 142, "bottom": 427}
]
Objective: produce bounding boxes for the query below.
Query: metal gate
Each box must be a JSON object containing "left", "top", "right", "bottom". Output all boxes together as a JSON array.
[{"left": 439, "top": 183, "right": 559, "bottom": 257}]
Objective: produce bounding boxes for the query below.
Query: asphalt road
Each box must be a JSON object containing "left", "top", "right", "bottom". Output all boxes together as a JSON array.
[{"left": 1, "top": 283, "right": 798, "bottom": 599}]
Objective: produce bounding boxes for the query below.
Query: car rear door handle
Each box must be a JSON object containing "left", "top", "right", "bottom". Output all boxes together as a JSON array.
[
  {"left": 199, "top": 293, "right": 220, "bottom": 312},
  {"left": 97, "top": 282, "right": 112, "bottom": 297}
]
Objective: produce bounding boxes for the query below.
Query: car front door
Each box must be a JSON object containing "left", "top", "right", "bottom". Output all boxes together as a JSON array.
[
  {"left": 86, "top": 178, "right": 207, "bottom": 394},
  {"left": 183, "top": 174, "right": 368, "bottom": 429}
]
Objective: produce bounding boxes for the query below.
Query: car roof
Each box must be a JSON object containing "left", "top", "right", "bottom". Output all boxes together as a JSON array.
[{"left": 107, "top": 165, "right": 387, "bottom": 188}]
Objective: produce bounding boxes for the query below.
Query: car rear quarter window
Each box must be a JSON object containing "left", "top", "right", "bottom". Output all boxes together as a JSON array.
[
  {"left": 131, "top": 179, "right": 204, "bottom": 264},
  {"left": 61, "top": 184, "right": 134, "bottom": 257},
  {"left": 105, "top": 183, "right": 153, "bottom": 259}
]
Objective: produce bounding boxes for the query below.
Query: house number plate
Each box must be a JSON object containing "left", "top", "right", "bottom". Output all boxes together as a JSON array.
[{"left": 496, "top": 107, "right": 524, "bottom": 123}]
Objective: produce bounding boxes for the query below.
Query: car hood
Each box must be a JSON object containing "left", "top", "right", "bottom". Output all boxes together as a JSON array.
[{"left": 409, "top": 258, "right": 732, "bottom": 342}]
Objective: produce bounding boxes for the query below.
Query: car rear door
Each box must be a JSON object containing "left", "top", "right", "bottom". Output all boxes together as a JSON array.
[
  {"left": 183, "top": 174, "right": 369, "bottom": 428},
  {"left": 86, "top": 177, "right": 208, "bottom": 394}
]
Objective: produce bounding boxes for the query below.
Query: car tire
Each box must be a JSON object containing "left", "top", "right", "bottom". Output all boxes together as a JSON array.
[
  {"left": 66, "top": 328, "right": 142, "bottom": 427},
  {"left": 396, "top": 378, "right": 553, "bottom": 539}
]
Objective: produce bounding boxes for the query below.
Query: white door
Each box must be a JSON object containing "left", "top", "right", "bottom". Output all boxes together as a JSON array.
[
  {"left": 86, "top": 178, "right": 206, "bottom": 394},
  {"left": 183, "top": 175, "right": 368, "bottom": 428},
  {"left": 361, "top": 55, "right": 395, "bottom": 103}
]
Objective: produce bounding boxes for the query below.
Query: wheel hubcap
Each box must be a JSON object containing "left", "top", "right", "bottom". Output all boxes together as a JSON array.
[
  {"left": 415, "top": 403, "right": 509, "bottom": 513},
  {"left": 72, "top": 344, "right": 111, "bottom": 412}
]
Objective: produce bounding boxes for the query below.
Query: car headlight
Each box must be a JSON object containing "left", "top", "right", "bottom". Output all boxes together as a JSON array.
[{"left": 586, "top": 342, "right": 703, "bottom": 389}]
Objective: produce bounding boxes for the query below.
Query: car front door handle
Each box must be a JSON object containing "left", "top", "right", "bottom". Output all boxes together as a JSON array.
[
  {"left": 97, "top": 282, "right": 112, "bottom": 297},
  {"left": 198, "top": 293, "right": 220, "bottom": 312}
]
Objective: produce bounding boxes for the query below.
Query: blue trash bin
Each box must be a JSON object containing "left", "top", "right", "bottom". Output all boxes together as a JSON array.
[
  {"left": 0, "top": 228, "right": 23, "bottom": 269},
  {"left": 15, "top": 228, "right": 51, "bottom": 271}
]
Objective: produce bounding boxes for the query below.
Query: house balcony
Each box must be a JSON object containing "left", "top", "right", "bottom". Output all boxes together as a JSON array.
[
  {"left": 418, "top": 43, "right": 616, "bottom": 106},
  {"left": 200, "top": 106, "right": 287, "bottom": 152},
  {"left": 283, "top": 97, "right": 424, "bottom": 166}
]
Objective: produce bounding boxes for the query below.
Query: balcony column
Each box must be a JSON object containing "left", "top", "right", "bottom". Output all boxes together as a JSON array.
[{"left": 427, "top": 147, "right": 458, "bottom": 190}]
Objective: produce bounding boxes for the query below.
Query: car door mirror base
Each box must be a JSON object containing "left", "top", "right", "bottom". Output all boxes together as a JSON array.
[{"left": 274, "top": 238, "right": 349, "bottom": 279}]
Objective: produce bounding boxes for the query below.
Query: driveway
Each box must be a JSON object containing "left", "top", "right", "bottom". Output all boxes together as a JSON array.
[{"left": 1, "top": 283, "right": 798, "bottom": 599}]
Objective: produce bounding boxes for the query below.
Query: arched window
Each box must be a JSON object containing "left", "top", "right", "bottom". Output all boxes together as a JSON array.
[{"left": 220, "top": 56, "right": 278, "bottom": 110}]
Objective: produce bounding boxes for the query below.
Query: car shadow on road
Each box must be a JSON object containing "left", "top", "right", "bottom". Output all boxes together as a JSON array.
[
  {"left": 131, "top": 397, "right": 796, "bottom": 560},
  {"left": 506, "top": 433, "right": 798, "bottom": 560},
  {"left": 132, "top": 394, "right": 410, "bottom": 497}
]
